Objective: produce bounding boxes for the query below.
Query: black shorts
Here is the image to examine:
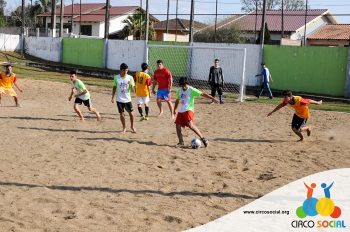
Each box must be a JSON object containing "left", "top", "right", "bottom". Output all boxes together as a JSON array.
[
  {"left": 75, "top": 98, "right": 92, "bottom": 108},
  {"left": 292, "top": 114, "right": 307, "bottom": 130},
  {"left": 117, "top": 101, "right": 133, "bottom": 113}
]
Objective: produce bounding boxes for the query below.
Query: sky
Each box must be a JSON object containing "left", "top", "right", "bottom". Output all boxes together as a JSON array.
[{"left": 6, "top": 0, "right": 350, "bottom": 23}]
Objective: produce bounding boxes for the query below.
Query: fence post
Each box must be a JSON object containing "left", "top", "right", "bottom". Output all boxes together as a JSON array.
[
  {"left": 345, "top": 47, "right": 350, "bottom": 97},
  {"left": 36, "top": 28, "right": 40, "bottom": 37},
  {"left": 104, "top": 38, "right": 109, "bottom": 69}
]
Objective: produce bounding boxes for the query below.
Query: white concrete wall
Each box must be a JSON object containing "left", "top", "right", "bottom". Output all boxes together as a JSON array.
[
  {"left": 0, "top": 33, "right": 21, "bottom": 51},
  {"left": 107, "top": 40, "right": 145, "bottom": 71},
  {"left": 163, "top": 33, "right": 189, "bottom": 42},
  {"left": 25, "top": 37, "right": 62, "bottom": 62},
  {"left": 191, "top": 43, "right": 261, "bottom": 86}
]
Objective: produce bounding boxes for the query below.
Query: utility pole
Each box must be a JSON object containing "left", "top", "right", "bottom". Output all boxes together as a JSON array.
[
  {"left": 145, "top": 0, "right": 149, "bottom": 63},
  {"left": 175, "top": 0, "right": 178, "bottom": 42},
  {"left": 214, "top": 0, "right": 218, "bottom": 43},
  {"left": 189, "top": 0, "right": 195, "bottom": 43},
  {"left": 254, "top": 0, "right": 258, "bottom": 42},
  {"left": 79, "top": 0, "right": 82, "bottom": 36},
  {"left": 60, "top": 0, "right": 64, "bottom": 37},
  {"left": 21, "top": 0, "right": 25, "bottom": 55},
  {"left": 51, "top": 0, "right": 57, "bottom": 37},
  {"left": 260, "top": 0, "right": 267, "bottom": 47},
  {"left": 140, "top": 0, "right": 142, "bottom": 39},
  {"left": 104, "top": 0, "right": 110, "bottom": 39},
  {"left": 303, "top": 0, "right": 308, "bottom": 46},
  {"left": 281, "top": 0, "right": 284, "bottom": 41},
  {"left": 71, "top": 0, "right": 74, "bottom": 34},
  {"left": 166, "top": 0, "right": 170, "bottom": 35}
]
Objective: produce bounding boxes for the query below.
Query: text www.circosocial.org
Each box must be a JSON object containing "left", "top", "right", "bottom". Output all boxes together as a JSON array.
[{"left": 243, "top": 210, "right": 290, "bottom": 215}]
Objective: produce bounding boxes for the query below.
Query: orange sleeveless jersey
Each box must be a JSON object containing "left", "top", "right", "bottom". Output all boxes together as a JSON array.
[
  {"left": 0, "top": 72, "right": 16, "bottom": 89},
  {"left": 282, "top": 96, "right": 310, "bottom": 119},
  {"left": 134, "top": 71, "right": 151, "bottom": 97}
]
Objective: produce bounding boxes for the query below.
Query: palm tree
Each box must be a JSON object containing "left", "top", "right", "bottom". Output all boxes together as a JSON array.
[
  {"left": 31, "top": 0, "right": 52, "bottom": 27},
  {"left": 121, "top": 9, "right": 156, "bottom": 40}
]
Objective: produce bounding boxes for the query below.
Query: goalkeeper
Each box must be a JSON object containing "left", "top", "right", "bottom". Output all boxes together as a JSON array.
[{"left": 208, "top": 58, "right": 224, "bottom": 104}]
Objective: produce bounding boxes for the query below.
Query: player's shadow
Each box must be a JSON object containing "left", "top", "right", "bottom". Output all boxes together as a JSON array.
[
  {"left": 78, "top": 137, "right": 174, "bottom": 148},
  {"left": 0, "top": 116, "right": 70, "bottom": 122},
  {"left": 214, "top": 138, "right": 287, "bottom": 143},
  {"left": 17, "top": 126, "right": 117, "bottom": 134},
  {"left": 0, "top": 181, "right": 258, "bottom": 200},
  {"left": 56, "top": 114, "right": 117, "bottom": 120}
]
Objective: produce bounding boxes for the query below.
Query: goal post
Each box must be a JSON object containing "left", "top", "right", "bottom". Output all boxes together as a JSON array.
[{"left": 147, "top": 44, "right": 247, "bottom": 102}]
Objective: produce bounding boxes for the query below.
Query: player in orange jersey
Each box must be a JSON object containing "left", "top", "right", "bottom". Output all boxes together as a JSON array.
[
  {"left": 267, "top": 90, "right": 322, "bottom": 141},
  {"left": 0, "top": 64, "right": 23, "bottom": 107},
  {"left": 134, "top": 63, "right": 152, "bottom": 121}
]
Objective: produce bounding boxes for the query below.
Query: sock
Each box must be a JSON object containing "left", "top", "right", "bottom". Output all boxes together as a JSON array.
[
  {"left": 138, "top": 107, "right": 143, "bottom": 117},
  {"left": 219, "top": 95, "right": 223, "bottom": 102},
  {"left": 145, "top": 106, "right": 149, "bottom": 116}
]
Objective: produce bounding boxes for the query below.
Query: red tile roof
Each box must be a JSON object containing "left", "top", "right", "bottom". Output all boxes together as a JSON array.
[
  {"left": 154, "top": 18, "right": 207, "bottom": 31},
  {"left": 308, "top": 24, "right": 350, "bottom": 40},
  {"left": 74, "top": 6, "right": 139, "bottom": 22},
  {"left": 217, "top": 9, "right": 333, "bottom": 32},
  {"left": 38, "top": 3, "right": 106, "bottom": 17}
]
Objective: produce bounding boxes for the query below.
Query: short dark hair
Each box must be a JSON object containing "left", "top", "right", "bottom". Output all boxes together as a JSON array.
[
  {"left": 70, "top": 70, "right": 77, "bottom": 75},
  {"left": 141, "top": 62, "right": 148, "bottom": 71},
  {"left": 261, "top": 62, "right": 266, "bottom": 66},
  {"left": 120, "top": 63, "right": 128, "bottom": 70},
  {"left": 5, "top": 64, "right": 12, "bottom": 68},
  {"left": 282, "top": 90, "right": 292, "bottom": 97},
  {"left": 179, "top": 77, "right": 189, "bottom": 85},
  {"left": 214, "top": 58, "right": 220, "bottom": 62},
  {"left": 156, "top": 60, "right": 163, "bottom": 64}
]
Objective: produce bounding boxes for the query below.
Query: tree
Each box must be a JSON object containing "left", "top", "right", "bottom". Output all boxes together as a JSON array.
[
  {"left": 0, "top": 0, "right": 6, "bottom": 17},
  {"left": 194, "top": 27, "right": 243, "bottom": 43},
  {"left": 120, "top": 9, "right": 156, "bottom": 40},
  {"left": 257, "top": 22, "right": 271, "bottom": 44},
  {"left": 241, "top": 0, "right": 305, "bottom": 12}
]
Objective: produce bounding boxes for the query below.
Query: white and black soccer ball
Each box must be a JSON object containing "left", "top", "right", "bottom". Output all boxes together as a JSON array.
[{"left": 191, "top": 138, "right": 202, "bottom": 149}]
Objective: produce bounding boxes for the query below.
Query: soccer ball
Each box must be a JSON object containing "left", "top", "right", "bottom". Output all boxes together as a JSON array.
[{"left": 191, "top": 138, "right": 202, "bottom": 149}]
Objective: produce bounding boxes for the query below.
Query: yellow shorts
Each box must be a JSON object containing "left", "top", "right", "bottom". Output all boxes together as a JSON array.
[{"left": 0, "top": 87, "right": 17, "bottom": 97}]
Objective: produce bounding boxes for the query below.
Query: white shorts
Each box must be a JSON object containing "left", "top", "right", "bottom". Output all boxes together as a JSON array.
[{"left": 136, "top": 96, "right": 150, "bottom": 105}]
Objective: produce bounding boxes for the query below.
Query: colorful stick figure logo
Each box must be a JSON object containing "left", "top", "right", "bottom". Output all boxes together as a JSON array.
[{"left": 296, "top": 182, "right": 342, "bottom": 219}]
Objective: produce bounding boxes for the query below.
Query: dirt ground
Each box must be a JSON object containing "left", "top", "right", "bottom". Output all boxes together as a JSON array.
[{"left": 0, "top": 79, "right": 349, "bottom": 232}]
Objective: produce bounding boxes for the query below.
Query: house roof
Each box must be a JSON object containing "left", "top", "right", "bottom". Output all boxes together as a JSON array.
[
  {"left": 154, "top": 18, "right": 207, "bottom": 31},
  {"left": 38, "top": 4, "right": 141, "bottom": 23},
  {"left": 75, "top": 6, "right": 139, "bottom": 22},
  {"left": 207, "top": 9, "right": 337, "bottom": 32},
  {"left": 38, "top": 3, "right": 106, "bottom": 17},
  {"left": 308, "top": 24, "right": 350, "bottom": 40}
]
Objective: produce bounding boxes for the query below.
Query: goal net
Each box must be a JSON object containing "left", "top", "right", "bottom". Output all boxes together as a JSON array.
[{"left": 147, "top": 44, "right": 247, "bottom": 102}]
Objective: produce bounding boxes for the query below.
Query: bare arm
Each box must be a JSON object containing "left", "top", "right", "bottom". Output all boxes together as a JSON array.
[
  {"left": 267, "top": 103, "right": 285, "bottom": 116},
  {"left": 201, "top": 92, "right": 219, "bottom": 103},
  {"left": 269, "top": 73, "right": 273, "bottom": 82},
  {"left": 147, "top": 85, "right": 151, "bottom": 97},
  {"left": 111, "top": 86, "right": 116, "bottom": 103},
  {"left": 14, "top": 81, "right": 23, "bottom": 92},
  {"left": 309, "top": 99, "right": 322, "bottom": 105},
  {"left": 75, "top": 89, "right": 87, "bottom": 98},
  {"left": 68, "top": 88, "right": 74, "bottom": 101},
  {"left": 173, "top": 99, "right": 180, "bottom": 115},
  {"left": 152, "top": 80, "right": 158, "bottom": 94}
]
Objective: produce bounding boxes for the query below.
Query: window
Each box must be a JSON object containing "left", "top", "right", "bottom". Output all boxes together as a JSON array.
[{"left": 80, "top": 25, "right": 92, "bottom": 36}]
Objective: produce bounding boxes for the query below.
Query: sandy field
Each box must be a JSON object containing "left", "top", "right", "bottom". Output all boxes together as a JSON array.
[{"left": 0, "top": 79, "right": 350, "bottom": 231}]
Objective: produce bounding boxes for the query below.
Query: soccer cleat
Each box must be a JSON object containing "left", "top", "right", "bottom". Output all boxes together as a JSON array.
[
  {"left": 139, "top": 116, "right": 145, "bottom": 121},
  {"left": 201, "top": 138, "right": 209, "bottom": 147},
  {"left": 144, "top": 116, "right": 149, "bottom": 121}
]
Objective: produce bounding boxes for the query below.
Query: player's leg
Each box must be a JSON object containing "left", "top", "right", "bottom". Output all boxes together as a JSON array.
[
  {"left": 258, "top": 83, "right": 265, "bottom": 98},
  {"left": 156, "top": 99, "right": 163, "bottom": 116},
  {"left": 144, "top": 97, "right": 150, "bottom": 120},
  {"left": 266, "top": 83, "right": 273, "bottom": 99},
  {"left": 86, "top": 99, "right": 101, "bottom": 121},
  {"left": 0, "top": 92, "right": 2, "bottom": 105},
  {"left": 218, "top": 84, "right": 223, "bottom": 104},
  {"left": 74, "top": 103, "right": 84, "bottom": 121},
  {"left": 175, "top": 123, "right": 184, "bottom": 145},
  {"left": 210, "top": 84, "right": 216, "bottom": 104},
  {"left": 126, "top": 102, "right": 136, "bottom": 133},
  {"left": 291, "top": 114, "right": 304, "bottom": 141},
  {"left": 117, "top": 102, "right": 126, "bottom": 133},
  {"left": 187, "top": 121, "right": 209, "bottom": 147},
  {"left": 137, "top": 97, "right": 144, "bottom": 119},
  {"left": 167, "top": 100, "right": 174, "bottom": 120}
]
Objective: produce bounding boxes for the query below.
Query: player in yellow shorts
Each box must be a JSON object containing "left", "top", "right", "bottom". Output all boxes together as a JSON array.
[
  {"left": 0, "top": 64, "right": 23, "bottom": 107},
  {"left": 267, "top": 90, "right": 322, "bottom": 141}
]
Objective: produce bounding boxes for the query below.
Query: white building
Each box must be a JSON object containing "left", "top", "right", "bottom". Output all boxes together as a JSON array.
[{"left": 38, "top": 3, "right": 142, "bottom": 38}]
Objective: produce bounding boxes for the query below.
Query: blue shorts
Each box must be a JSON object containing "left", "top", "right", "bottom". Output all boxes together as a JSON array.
[{"left": 157, "top": 89, "right": 171, "bottom": 101}]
